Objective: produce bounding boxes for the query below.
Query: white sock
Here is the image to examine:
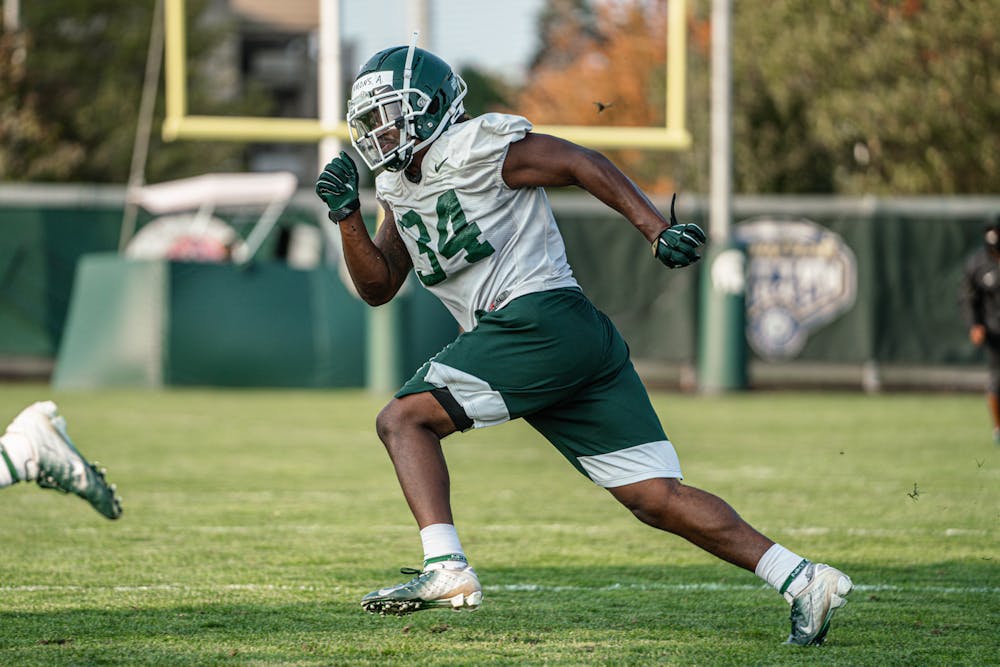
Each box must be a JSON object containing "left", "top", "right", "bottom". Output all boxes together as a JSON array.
[
  {"left": 755, "top": 543, "right": 810, "bottom": 599},
  {"left": 420, "top": 523, "right": 467, "bottom": 568},
  {"left": 0, "top": 432, "right": 33, "bottom": 485}
]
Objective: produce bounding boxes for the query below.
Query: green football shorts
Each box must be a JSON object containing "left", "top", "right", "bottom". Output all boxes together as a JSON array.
[{"left": 397, "top": 287, "right": 683, "bottom": 487}]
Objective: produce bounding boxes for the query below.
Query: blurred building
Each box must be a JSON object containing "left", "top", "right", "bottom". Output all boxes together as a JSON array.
[{"left": 207, "top": 0, "right": 356, "bottom": 182}]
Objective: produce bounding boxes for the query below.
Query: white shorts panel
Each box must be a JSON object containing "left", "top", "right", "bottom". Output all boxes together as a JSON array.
[
  {"left": 425, "top": 361, "right": 511, "bottom": 428},
  {"left": 577, "top": 440, "right": 683, "bottom": 488}
]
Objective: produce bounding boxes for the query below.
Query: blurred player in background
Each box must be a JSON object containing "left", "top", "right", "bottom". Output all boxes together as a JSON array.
[
  {"left": 0, "top": 401, "right": 122, "bottom": 519},
  {"left": 316, "top": 41, "right": 852, "bottom": 645},
  {"left": 960, "top": 215, "right": 1000, "bottom": 443}
]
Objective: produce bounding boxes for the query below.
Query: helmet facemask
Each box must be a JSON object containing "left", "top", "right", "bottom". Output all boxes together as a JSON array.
[
  {"left": 347, "top": 41, "right": 468, "bottom": 173},
  {"left": 348, "top": 84, "right": 430, "bottom": 173}
]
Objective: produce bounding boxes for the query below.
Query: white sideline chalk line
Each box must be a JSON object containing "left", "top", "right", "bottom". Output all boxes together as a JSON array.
[
  {"left": 488, "top": 583, "right": 1000, "bottom": 594},
  {"left": 61, "top": 525, "right": 993, "bottom": 537},
  {"left": 2, "top": 583, "right": 997, "bottom": 594}
]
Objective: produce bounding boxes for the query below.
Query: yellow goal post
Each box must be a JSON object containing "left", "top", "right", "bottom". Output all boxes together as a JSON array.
[{"left": 161, "top": 0, "right": 691, "bottom": 150}]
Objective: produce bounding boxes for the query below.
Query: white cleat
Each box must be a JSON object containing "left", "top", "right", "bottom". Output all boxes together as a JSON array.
[
  {"left": 361, "top": 560, "right": 482, "bottom": 616},
  {"left": 785, "top": 563, "right": 853, "bottom": 646},
  {"left": 4, "top": 401, "right": 122, "bottom": 520}
]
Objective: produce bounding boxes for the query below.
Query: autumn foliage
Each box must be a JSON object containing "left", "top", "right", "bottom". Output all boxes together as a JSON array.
[{"left": 515, "top": 0, "right": 676, "bottom": 193}]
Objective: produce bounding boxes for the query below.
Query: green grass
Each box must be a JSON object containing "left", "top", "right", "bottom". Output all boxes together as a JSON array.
[{"left": 0, "top": 386, "right": 997, "bottom": 665}]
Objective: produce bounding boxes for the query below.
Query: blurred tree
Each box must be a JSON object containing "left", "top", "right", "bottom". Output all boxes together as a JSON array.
[
  {"left": 679, "top": 1, "right": 838, "bottom": 194},
  {"left": 0, "top": 30, "right": 79, "bottom": 179},
  {"left": 517, "top": 0, "right": 675, "bottom": 192},
  {"left": 528, "top": 0, "right": 599, "bottom": 71},
  {"left": 0, "top": 0, "right": 269, "bottom": 183},
  {"left": 519, "top": 0, "right": 1000, "bottom": 195},
  {"left": 458, "top": 65, "right": 515, "bottom": 117},
  {"left": 729, "top": 0, "right": 1000, "bottom": 194}
]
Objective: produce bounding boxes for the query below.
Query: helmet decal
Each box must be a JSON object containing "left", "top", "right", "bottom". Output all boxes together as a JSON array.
[{"left": 351, "top": 71, "right": 395, "bottom": 98}]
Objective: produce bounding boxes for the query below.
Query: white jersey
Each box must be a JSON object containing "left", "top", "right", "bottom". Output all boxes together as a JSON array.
[{"left": 376, "top": 113, "right": 580, "bottom": 331}]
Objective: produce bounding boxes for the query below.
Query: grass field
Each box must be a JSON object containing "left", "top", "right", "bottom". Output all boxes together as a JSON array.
[{"left": 0, "top": 385, "right": 997, "bottom": 665}]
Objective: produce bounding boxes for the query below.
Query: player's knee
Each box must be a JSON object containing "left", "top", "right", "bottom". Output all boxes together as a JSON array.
[
  {"left": 612, "top": 477, "right": 683, "bottom": 527},
  {"left": 375, "top": 397, "right": 437, "bottom": 445},
  {"left": 375, "top": 402, "right": 404, "bottom": 445},
  {"left": 376, "top": 393, "right": 461, "bottom": 445}
]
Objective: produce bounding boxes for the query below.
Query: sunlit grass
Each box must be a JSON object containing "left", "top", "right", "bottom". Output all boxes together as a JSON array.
[{"left": 0, "top": 386, "right": 996, "bottom": 665}]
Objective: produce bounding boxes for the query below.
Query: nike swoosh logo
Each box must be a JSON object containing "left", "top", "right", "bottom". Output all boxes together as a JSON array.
[{"left": 434, "top": 157, "right": 449, "bottom": 171}]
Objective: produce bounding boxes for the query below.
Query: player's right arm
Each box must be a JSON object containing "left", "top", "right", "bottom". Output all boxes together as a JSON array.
[
  {"left": 338, "top": 202, "right": 412, "bottom": 305},
  {"left": 316, "top": 152, "right": 412, "bottom": 305}
]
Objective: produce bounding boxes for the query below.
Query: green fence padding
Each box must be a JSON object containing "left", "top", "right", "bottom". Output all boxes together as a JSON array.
[
  {"left": 555, "top": 204, "right": 993, "bottom": 367},
  {"left": 52, "top": 255, "right": 167, "bottom": 387},
  {"left": 52, "top": 254, "right": 457, "bottom": 389},
  {"left": 556, "top": 215, "right": 699, "bottom": 363},
  {"left": 53, "top": 255, "right": 370, "bottom": 388},
  {"left": 0, "top": 206, "right": 122, "bottom": 356},
  {"left": 163, "top": 261, "right": 366, "bottom": 387},
  {"left": 756, "top": 214, "right": 985, "bottom": 365},
  {"left": 396, "top": 283, "right": 461, "bottom": 378},
  {"left": 8, "top": 190, "right": 1000, "bottom": 387}
]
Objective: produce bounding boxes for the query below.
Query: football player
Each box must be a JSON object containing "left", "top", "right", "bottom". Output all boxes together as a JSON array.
[
  {"left": 0, "top": 401, "right": 122, "bottom": 519},
  {"left": 316, "top": 41, "right": 851, "bottom": 645},
  {"left": 961, "top": 215, "right": 1000, "bottom": 443}
]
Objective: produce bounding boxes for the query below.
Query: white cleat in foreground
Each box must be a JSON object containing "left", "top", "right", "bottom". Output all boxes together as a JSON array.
[
  {"left": 361, "top": 561, "right": 483, "bottom": 616},
  {"left": 784, "top": 563, "right": 853, "bottom": 646},
  {"left": 4, "top": 401, "right": 122, "bottom": 520}
]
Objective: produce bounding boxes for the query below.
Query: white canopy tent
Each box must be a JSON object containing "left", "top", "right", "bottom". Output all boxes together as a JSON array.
[{"left": 122, "top": 171, "right": 298, "bottom": 264}]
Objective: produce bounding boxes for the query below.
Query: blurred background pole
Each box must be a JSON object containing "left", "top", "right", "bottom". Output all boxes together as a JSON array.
[
  {"left": 360, "top": 0, "right": 431, "bottom": 394},
  {"left": 317, "top": 0, "right": 342, "bottom": 162},
  {"left": 698, "top": 0, "right": 747, "bottom": 392},
  {"left": 119, "top": 0, "right": 164, "bottom": 252},
  {"left": 2, "top": 0, "right": 18, "bottom": 31},
  {"left": 709, "top": 0, "right": 731, "bottom": 246},
  {"left": 318, "top": 0, "right": 405, "bottom": 391},
  {"left": 407, "top": 0, "right": 431, "bottom": 47}
]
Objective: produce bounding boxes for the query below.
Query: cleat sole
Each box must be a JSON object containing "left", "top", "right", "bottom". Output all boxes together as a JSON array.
[{"left": 361, "top": 590, "right": 483, "bottom": 616}]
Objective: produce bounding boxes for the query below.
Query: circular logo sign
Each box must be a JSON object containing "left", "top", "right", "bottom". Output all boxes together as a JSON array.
[{"left": 733, "top": 219, "right": 857, "bottom": 360}]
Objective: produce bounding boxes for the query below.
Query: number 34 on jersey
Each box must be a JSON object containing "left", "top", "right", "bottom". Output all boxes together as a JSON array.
[{"left": 398, "top": 189, "right": 495, "bottom": 286}]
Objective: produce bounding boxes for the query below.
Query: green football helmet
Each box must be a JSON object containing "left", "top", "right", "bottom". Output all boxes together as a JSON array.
[{"left": 347, "top": 41, "right": 468, "bottom": 173}]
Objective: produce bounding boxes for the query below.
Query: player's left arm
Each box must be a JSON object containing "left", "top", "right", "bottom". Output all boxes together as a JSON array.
[
  {"left": 501, "top": 132, "right": 706, "bottom": 268},
  {"left": 502, "top": 133, "right": 668, "bottom": 241}
]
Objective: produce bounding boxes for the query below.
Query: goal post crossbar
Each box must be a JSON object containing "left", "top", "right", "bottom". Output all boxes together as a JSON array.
[{"left": 162, "top": 0, "right": 691, "bottom": 150}]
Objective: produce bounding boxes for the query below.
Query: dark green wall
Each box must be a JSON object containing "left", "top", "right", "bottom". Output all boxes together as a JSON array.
[
  {"left": 554, "top": 198, "right": 996, "bottom": 366},
  {"left": 0, "top": 205, "right": 125, "bottom": 356},
  {"left": 3, "top": 188, "right": 999, "bottom": 387}
]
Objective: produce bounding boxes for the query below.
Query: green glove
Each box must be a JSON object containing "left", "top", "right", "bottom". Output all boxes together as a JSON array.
[
  {"left": 653, "top": 193, "right": 707, "bottom": 269},
  {"left": 315, "top": 151, "right": 361, "bottom": 222}
]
